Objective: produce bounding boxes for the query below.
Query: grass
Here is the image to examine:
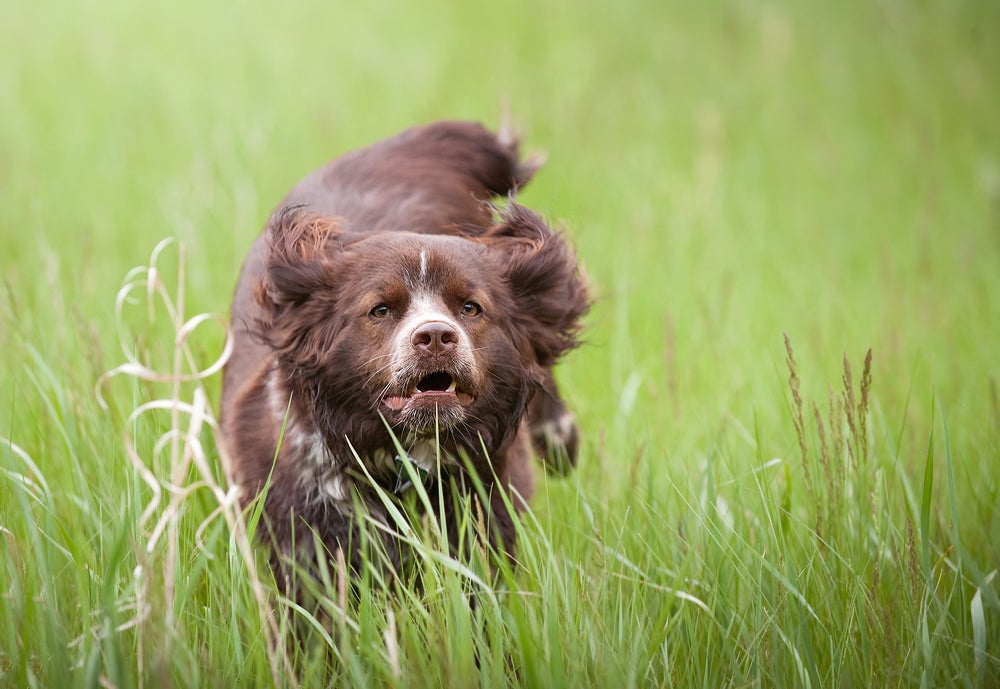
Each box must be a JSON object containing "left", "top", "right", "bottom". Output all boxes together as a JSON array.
[{"left": 2, "top": 0, "right": 1000, "bottom": 686}]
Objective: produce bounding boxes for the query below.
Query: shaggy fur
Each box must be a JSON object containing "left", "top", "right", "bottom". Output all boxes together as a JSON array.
[{"left": 220, "top": 121, "right": 588, "bottom": 582}]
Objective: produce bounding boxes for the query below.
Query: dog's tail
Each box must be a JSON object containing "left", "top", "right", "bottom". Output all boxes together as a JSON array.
[
  {"left": 496, "top": 115, "right": 547, "bottom": 194},
  {"left": 404, "top": 119, "right": 544, "bottom": 200}
]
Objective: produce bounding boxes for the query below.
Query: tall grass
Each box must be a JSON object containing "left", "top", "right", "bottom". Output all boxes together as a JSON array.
[{"left": 3, "top": 0, "right": 999, "bottom": 686}]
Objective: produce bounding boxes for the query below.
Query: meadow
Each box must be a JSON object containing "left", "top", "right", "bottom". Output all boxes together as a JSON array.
[{"left": 2, "top": 0, "right": 999, "bottom": 686}]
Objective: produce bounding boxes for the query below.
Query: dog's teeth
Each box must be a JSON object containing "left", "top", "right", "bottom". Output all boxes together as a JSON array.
[{"left": 447, "top": 380, "right": 457, "bottom": 392}]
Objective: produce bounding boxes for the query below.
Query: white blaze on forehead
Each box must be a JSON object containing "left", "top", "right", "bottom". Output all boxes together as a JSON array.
[
  {"left": 403, "top": 291, "right": 460, "bottom": 334},
  {"left": 419, "top": 249, "right": 428, "bottom": 281}
]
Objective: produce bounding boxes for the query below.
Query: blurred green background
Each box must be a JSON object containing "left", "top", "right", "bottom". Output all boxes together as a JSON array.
[
  {"left": 4, "top": 1, "right": 998, "bottom": 445},
  {"left": 2, "top": 0, "right": 999, "bottom": 685}
]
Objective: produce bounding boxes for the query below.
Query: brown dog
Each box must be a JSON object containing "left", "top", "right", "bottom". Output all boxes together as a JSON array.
[{"left": 220, "top": 121, "right": 588, "bottom": 583}]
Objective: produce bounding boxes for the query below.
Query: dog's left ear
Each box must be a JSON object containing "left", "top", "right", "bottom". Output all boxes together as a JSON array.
[{"left": 485, "top": 203, "right": 590, "bottom": 367}]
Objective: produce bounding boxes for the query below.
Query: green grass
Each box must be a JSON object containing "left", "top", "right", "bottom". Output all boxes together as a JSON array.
[{"left": 3, "top": 0, "right": 1000, "bottom": 686}]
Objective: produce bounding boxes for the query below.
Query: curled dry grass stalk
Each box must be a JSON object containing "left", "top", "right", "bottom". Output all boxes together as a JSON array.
[{"left": 96, "top": 239, "right": 297, "bottom": 688}]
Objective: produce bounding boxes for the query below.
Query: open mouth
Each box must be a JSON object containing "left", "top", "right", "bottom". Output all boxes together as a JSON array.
[
  {"left": 382, "top": 371, "right": 475, "bottom": 412},
  {"left": 416, "top": 371, "right": 457, "bottom": 393}
]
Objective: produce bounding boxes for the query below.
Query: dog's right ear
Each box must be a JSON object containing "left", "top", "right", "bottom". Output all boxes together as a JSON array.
[{"left": 255, "top": 207, "right": 343, "bottom": 310}]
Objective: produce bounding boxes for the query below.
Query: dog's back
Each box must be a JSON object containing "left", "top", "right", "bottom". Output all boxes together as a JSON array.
[{"left": 282, "top": 121, "right": 540, "bottom": 235}]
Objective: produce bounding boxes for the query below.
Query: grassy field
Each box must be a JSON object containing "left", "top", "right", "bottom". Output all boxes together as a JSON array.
[{"left": 2, "top": 0, "right": 999, "bottom": 686}]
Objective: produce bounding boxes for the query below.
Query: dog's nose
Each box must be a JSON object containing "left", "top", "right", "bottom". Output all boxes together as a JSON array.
[{"left": 411, "top": 321, "right": 459, "bottom": 355}]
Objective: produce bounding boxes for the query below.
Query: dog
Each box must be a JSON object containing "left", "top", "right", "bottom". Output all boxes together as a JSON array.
[{"left": 220, "top": 121, "right": 589, "bottom": 585}]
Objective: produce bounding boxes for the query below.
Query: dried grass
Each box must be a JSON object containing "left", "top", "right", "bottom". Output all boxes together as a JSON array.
[{"left": 96, "top": 239, "right": 296, "bottom": 688}]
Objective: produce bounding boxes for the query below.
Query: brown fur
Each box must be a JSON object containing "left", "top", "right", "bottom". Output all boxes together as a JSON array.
[{"left": 220, "top": 121, "right": 588, "bottom": 584}]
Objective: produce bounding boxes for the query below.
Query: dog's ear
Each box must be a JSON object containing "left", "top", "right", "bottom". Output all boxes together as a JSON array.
[
  {"left": 255, "top": 207, "right": 343, "bottom": 310},
  {"left": 485, "top": 203, "right": 590, "bottom": 367}
]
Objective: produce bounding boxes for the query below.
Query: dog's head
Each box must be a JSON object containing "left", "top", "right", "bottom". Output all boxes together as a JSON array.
[{"left": 255, "top": 204, "right": 588, "bottom": 449}]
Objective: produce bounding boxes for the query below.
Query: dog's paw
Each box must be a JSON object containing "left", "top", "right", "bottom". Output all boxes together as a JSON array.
[
  {"left": 528, "top": 383, "right": 579, "bottom": 475},
  {"left": 531, "top": 410, "right": 579, "bottom": 475}
]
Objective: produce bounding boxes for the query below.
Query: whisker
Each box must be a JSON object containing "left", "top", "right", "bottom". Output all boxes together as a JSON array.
[
  {"left": 361, "top": 352, "right": 396, "bottom": 366},
  {"left": 361, "top": 361, "right": 399, "bottom": 387},
  {"left": 375, "top": 380, "right": 395, "bottom": 403}
]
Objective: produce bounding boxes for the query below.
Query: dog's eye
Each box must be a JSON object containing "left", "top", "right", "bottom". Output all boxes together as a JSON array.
[
  {"left": 370, "top": 304, "right": 390, "bottom": 319},
  {"left": 462, "top": 301, "right": 481, "bottom": 317}
]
